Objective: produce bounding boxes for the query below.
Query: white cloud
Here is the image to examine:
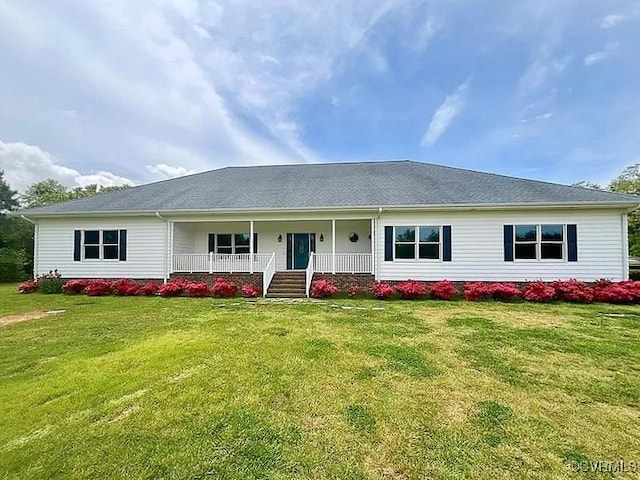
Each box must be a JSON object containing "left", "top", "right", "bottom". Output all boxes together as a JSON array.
[
  {"left": 584, "top": 52, "right": 607, "bottom": 66},
  {"left": 601, "top": 14, "right": 625, "bottom": 29},
  {"left": 0, "top": 141, "right": 132, "bottom": 192},
  {"left": 421, "top": 80, "right": 471, "bottom": 147},
  {"left": 584, "top": 42, "right": 618, "bottom": 66},
  {"left": 145, "top": 163, "right": 197, "bottom": 179},
  {"left": 518, "top": 46, "right": 570, "bottom": 95}
]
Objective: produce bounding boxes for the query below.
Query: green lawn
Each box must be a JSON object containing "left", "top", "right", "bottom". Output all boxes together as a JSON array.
[{"left": 1, "top": 284, "right": 640, "bottom": 479}]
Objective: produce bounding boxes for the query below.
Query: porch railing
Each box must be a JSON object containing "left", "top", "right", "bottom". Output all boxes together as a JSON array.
[
  {"left": 305, "top": 251, "right": 314, "bottom": 297},
  {"left": 172, "top": 253, "right": 273, "bottom": 273},
  {"left": 313, "top": 253, "right": 373, "bottom": 274},
  {"left": 262, "top": 253, "right": 276, "bottom": 297}
]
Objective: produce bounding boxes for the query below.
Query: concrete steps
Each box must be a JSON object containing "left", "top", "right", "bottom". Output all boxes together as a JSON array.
[{"left": 266, "top": 271, "right": 307, "bottom": 298}]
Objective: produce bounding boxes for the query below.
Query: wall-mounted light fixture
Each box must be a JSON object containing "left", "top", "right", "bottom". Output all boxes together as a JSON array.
[
  {"left": 319, "top": 233, "right": 324, "bottom": 242},
  {"left": 277, "top": 234, "right": 282, "bottom": 243}
]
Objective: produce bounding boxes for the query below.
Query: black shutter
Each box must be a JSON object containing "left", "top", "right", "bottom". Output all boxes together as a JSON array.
[
  {"left": 208, "top": 234, "right": 215, "bottom": 253},
  {"left": 286, "top": 233, "right": 293, "bottom": 270},
  {"left": 567, "top": 224, "right": 578, "bottom": 262},
  {"left": 504, "top": 225, "right": 514, "bottom": 262},
  {"left": 119, "top": 230, "right": 127, "bottom": 261},
  {"left": 384, "top": 226, "right": 393, "bottom": 261},
  {"left": 310, "top": 233, "right": 316, "bottom": 253},
  {"left": 443, "top": 226, "right": 452, "bottom": 262},
  {"left": 73, "top": 230, "right": 81, "bottom": 261},
  {"left": 253, "top": 233, "right": 258, "bottom": 253}
]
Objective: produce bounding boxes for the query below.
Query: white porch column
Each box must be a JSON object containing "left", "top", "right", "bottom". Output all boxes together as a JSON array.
[
  {"left": 250, "top": 220, "right": 254, "bottom": 274},
  {"left": 370, "top": 218, "right": 375, "bottom": 275},
  {"left": 332, "top": 219, "right": 336, "bottom": 274},
  {"left": 169, "top": 221, "right": 174, "bottom": 275}
]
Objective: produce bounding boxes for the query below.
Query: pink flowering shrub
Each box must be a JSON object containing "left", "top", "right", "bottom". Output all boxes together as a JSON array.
[
  {"left": 593, "top": 280, "right": 640, "bottom": 304},
  {"left": 395, "top": 280, "right": 428, "bottom": 300},
  {"left": 370, "top": 281, "right": 394, "bottom": 299},
  {"left": 427, "top": 280, "right": 458, "bottom": 300},
  {"left": 462, "top": 282, "right": 493, "bottom": 301},
  {"left": 84, "top": 280, "right": 114, "bottom": 296},
  {"left": 490, "top": 283, "right": 521, "bottom": 301},
  {"left": 462, "top": 282, "right": 521, "bottom": 301},
  {"left": 112, "top": 279, "right": 140, "bottom": 296},
  {"left": 159, "top": 279, "right": 188, "bottom": 297},
  {"left": 17, "top": 281, "right": 38, "bottom": 293},
  {"left": 310, "top": 279, "right": 339, "bottom": 298},
  {"left": 62, "top": 279, "right": 90, "bottom": 294},
  {"left": 241, "top": 284, "right": 261, "bottom": 298},
  {"left": 551, "top": 279, "right": 593, "bottom": 303},
  {"left": 522, "top": 281, "right": 555, "bottom": 303},
  {"left": 183, "top": 282, "right": 211, "bottom": 297},
  {"left": 138, "top": 282, "right": 160, "bottom": 296},
  {"left": 211, "top": 278, "right": 238, "bottom": 298}
]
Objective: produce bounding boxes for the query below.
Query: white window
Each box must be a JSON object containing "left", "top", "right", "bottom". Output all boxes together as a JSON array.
[
  {"left": 394, "top": 226, "right": 441, "bottom": 260},
  {"left": 83, "top": 230, "right": 120, "bottom": 260},
  {"left": 514, "top": 224, "right": 564, "bottom": 260},
  {"left": 213, "top": 233, "right": 251, "bottom": 254}
]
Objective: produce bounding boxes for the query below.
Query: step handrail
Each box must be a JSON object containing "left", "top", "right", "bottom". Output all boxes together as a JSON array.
[
  {"left": 262, "top": 252, "right": 277, "bottom": 297},
  {"left": 305, "top": 251, "right": 314, "bottom": 298}
]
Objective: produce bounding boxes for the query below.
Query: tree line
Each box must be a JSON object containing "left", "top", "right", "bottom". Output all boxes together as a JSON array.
[{"left": 1, "top": 165, "right": 640, "bottom": 281}]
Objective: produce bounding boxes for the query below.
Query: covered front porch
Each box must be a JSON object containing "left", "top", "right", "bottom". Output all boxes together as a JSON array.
[{"left": 170, "top": 218, "right": 375, "bottom": 276}]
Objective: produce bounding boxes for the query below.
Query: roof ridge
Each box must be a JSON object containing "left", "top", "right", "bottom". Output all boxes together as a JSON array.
[{"left": 416, "top": 161, "right": 639, "bottom": 200}]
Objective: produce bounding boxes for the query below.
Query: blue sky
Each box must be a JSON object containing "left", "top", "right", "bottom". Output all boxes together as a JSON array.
[{"left": 0, "top": 0, "right": 638, "bottom": 191}]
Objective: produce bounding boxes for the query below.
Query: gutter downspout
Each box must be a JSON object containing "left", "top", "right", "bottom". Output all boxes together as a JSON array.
[
  {"left": 622, "top": 212, "right": 630, "bottom": 281},
  {"left": 156, "top": 212, "right": 169, "bottom": 283},
  {"left": 21, "top": 215, "right": 37, "bottom": 279},
  {"left": 375, "top": 207, "right": 383, "bottom": 281}
]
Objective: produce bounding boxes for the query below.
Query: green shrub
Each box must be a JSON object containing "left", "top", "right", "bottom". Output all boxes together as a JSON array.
[
  {"left": 36, "top": 270, "right": 64, "bottom": 294},
  {"left": 0, "top": 248, "right": 28, "bottom": 283}
]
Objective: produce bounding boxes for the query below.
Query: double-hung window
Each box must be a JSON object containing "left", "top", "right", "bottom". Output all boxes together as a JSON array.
[
  {"left": 394, "top": 226, "right": 441, "bottom": 260},
  {"left": 211, "top": 233, "right": 251, "bottom": 254},
  {"left": 83, "top": 230, "right": 120, "bottom": 260},
  {"left": 514, "top": 224, "right": 564, "bottom": 260}
]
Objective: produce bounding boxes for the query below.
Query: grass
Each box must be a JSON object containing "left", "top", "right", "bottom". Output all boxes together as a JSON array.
[{"left": 1, "top": 284, "right": 640, "bottom": 479}]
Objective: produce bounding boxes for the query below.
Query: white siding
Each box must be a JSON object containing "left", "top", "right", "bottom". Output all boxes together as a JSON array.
[
  {"left": 36, "top": 217, "right": 166, "bottom": 279},
  {"left": 173, "top": 223, "right": 194, "bottom": 253},
  {"left": 34, "top": 208, "right": 628, "bottom": 282},
  {"left": 377, "top": 209, "right": 627, "bottom": 282}
]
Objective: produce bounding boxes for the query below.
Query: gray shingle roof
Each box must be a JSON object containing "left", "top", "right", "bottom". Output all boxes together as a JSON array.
[{"left": 21, "top": 160, "right": 639, "bottom": 215}]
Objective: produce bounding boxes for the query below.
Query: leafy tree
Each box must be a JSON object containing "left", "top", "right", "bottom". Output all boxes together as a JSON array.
[
  {"left": 21, "top": 179, "right": 130, "bottom": 208},
  {"left": 571, "top": 181, "right": 603, "bottom": 190},
  {"left": 0, "top": 172, "right": 28, "bottom": 281},
  {"left": 607, "top": 164, "right": 640, "bottom": 256},
  {"left": 609, "top": 164, "right": 640, "bottom": 196},
  {"left": 0, "top": 170, "right": 18, "bottom": 211}
]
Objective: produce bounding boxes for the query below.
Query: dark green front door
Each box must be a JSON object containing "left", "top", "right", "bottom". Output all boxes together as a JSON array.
[{"left": 293, "top": 233, "right": 310, "bottom": 269}]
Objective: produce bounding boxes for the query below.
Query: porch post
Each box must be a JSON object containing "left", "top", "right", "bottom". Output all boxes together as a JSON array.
[
  {"left": 169, "top": 221, "right": 174, "bottom": 276},
  {"left": 332, "top": 219, "right": 336, "bottom": 274},
  {"left": 370, "top": 218, "right": 375, "bottom": 275},
  {"left": 249, "top": 220, "right": 254, "bottom": 274}
]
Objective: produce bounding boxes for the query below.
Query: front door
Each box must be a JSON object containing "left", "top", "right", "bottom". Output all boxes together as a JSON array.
[{"left": 293, "top": 233, "right": 310, "bottom": 269}]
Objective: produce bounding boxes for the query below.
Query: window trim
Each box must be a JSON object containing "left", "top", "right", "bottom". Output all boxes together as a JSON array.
[
  {"left": 211, "top": 233, "right": 252, "bottom": 255},
  {"left": 392, "top": 225, "right": 443, "bottom": 262},
  {"left": 513, "top": 224, "right": 566, "bottom": 262},
  {"left": 82, "top": 229, "right": 121, "bottom": 261}
]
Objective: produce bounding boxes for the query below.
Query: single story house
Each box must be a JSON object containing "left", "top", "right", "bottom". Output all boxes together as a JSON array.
[{"left": 19, "top": 160, "right": 639, "bottom": 297}]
